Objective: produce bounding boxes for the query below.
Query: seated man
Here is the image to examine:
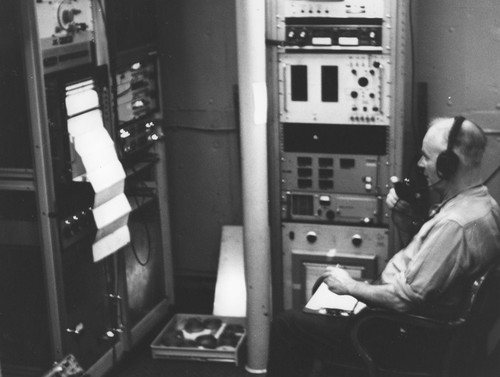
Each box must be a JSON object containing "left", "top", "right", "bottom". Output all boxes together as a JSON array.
[{"left": 266, "top": 116, "right": 500, "bottom": 377}]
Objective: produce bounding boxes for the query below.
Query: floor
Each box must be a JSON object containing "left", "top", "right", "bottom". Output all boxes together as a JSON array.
[
  {"left": 103, "top": 275, "right": 500, "bottom": 377},
  {"left": 104, "top": 340, "right": 255, "bottom": 377},
  {"left": 105, "top": 275, "right": 260, "bottom": 377}
]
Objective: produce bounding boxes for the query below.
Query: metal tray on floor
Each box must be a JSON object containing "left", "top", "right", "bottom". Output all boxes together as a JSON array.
[{"left": 151, "top": 314, "right": 246, "bottom": 365}]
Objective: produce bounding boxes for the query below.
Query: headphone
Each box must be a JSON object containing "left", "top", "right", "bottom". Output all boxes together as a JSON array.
[{"left": 436, "top": 115, "right": 466, "bottom": 179}]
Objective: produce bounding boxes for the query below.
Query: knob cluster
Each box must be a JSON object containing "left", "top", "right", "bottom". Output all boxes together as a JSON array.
[
  {"left": 304, "top": 231, "right": 363, "bottom": 247},
  {"left": 62, "top": 207, "right": 94, "bottom": 238}
]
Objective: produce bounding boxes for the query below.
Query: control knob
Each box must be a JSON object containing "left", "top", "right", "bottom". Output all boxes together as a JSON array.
[
  {"left": 351, "top": 234, "right": 363, "bottom": 247},
  {"left": 358, "top": 77, "right": 369, "bottom": 87},
  {"left": 326, "top": 210, "right": 335, "bottom": 221},
  {"left": 306, "top": 231, "right": 318, "bottom": 244}
]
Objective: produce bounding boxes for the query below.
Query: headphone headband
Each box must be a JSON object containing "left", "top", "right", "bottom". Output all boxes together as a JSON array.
[
  {"left": 447, "top": 116, "right": 466, "bottom": 151},
  {"left": 436, "top": 115, "right": 466, "bottom": 179}
]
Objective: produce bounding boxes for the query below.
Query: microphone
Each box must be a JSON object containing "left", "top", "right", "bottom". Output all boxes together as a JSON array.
[
  {"left": 390, "top": 176, "right": 420, "bottom": 204},
  {"left": 390, "top": 176, "right": 442, "bottom": 203}
]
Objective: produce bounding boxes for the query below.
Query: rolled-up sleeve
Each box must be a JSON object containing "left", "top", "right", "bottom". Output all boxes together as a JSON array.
[
  {"left": 381, "top": 186, "right": 500, "bottom": 313},
  {"left": 384, "top": 220, "right": 466, "bottom": 306}
]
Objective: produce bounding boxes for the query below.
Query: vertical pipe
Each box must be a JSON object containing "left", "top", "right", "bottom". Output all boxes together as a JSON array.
[
  {"left": 20, "top": 0, "right": 64, "bottom": 359},
  {"left": 235, "top": 0, "right": 271, "bottom": 373}
]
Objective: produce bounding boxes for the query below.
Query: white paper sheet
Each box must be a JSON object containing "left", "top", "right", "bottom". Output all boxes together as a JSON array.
[{"left": 304, "top": 282, "right": 366, "bottom": 315}]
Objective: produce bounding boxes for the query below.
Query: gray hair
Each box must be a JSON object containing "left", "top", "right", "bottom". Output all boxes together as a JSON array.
[{"left": 429, "top": 117, "right": 487, "bottom": 167}]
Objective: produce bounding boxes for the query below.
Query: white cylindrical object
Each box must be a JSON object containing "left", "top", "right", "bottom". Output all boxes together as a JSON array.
[{"left": 235, "top": 0, "right": 271, "bottom": 373}]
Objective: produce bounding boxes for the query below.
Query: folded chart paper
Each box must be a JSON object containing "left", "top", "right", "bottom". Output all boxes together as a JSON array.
[
  {"left": 303, "top": 282, "right": 366, "bottom": 316},
  {"left": 67, "top": 108, "right": 131, "bottom": 262}
]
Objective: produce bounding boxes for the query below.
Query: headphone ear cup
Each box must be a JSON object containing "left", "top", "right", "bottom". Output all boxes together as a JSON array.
[{"left": 436, "top": 150, "right": 459, "bottom": 179}]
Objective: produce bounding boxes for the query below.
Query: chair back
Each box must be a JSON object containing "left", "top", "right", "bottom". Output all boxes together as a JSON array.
[
  {"left": 457, "top": 266, "right": 499, "bottom": 322},
  {"left": 453, "top": 269, "right": 491, "bottom": 323},
  {"left": 445, "top": 266, "right": 500, "bottom": 376},
  {"left": 348, "top": 266, "right": 500, "bottom": 377}
]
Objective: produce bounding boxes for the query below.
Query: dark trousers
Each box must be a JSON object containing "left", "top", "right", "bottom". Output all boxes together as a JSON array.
[{"left": 266, "top": 309, "right": 361, "bottom": 377}]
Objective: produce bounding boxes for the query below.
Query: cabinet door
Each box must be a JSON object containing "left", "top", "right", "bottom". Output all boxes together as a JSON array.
[
  {"left": 0, "top": 243, "right": 52, "bottom": 372},
  {"left": 61, "top": 240, "right": 118, "bottom": 369},
  {"left": 124, "top": 179, "right": 169, "bottom": 327}
]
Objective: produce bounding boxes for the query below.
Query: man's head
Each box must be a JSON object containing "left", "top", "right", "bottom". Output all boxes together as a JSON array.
[{"left": 417, "top": 116, "right": 487, "bottom": 192}]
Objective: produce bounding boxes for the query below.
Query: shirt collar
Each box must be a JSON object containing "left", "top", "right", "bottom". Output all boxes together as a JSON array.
[{"left": 428, "top": 184, "right": 485, "bottom": 219}]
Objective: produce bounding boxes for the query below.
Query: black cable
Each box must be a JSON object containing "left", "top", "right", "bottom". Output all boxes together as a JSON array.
[
  {"left": 127, "top": 163, "right": 154, "bottom": 266},
  {"left": 129, "top": 198, "right": 153, "bottom": 266},
  {"left": 391, "top": 199, "right": 408, "bottom": 243},
  {"left": 129, "top": 209, "right": 153, "bottom": 266},
  {"left": 390, "top": 198, "right": 424, "bottom": 246},
  {"left": 483, "top": 164, "right": 500, "bottom": 186}
]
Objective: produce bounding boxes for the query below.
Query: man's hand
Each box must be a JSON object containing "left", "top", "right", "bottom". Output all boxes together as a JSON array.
[
  {"left": 320, "top": 266, "right": 355, "bottom": 295},
  {"left": 320, "top": 265, "right": 411, "bottom": 312},
  {"left": 386, "top": 187, "right": 410, "bottom": 213}
]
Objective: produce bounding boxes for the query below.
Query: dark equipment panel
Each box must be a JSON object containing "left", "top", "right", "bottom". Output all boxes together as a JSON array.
[
  {"left": 283, "top": 123, "right": 388, "bottom": 155},
  {"left": 105, "top": 0, "right": 159, "bottom": 55},
  {"left": 0, "top": 0, "right": 33, "bottom": 170}
]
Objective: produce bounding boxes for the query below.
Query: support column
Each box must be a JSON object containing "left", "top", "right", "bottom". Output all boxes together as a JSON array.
[{"left": 235, "top": 0, "right": 271, "bottom": 373}]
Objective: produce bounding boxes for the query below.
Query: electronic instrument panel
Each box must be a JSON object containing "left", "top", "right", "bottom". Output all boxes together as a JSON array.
[
  {"left": 36, "top": 0, "right": 95, "bottom": 73},
  {"left": 279, "top": 53, "right": 391, "bottom": 125},
  {"left": 284, "top": 0, "right": 385, "bottom": 19},
  {"left": 115, "top": 59, "right": 163, "bottom": 155},
  {"left": 270, "top": 0, "right": 400, "bottom": 310}
]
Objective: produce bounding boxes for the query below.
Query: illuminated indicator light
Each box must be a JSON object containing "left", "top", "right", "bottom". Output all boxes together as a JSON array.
[
  {"left": 120, "top": 130, "right": 131, "bottom": 138},
  {"left": 339, "top": 37, "right": 359, "bottom": 46},
  {"left": 312, "top": 37, "right": 332, "bottom": 45},
  {"left": 151, "top": 134, "right": 159, "bottom": 141},
  {"left": 131, "top": 62, "right": 141, "bottom": 70},
  {"left": 319, "top": 195, "right": 331, "bottom": 206}
]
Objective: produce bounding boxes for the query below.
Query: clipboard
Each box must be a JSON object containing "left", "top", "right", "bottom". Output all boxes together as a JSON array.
[{"left": 302, "top": 281, "right": 367, "bottom": 316}]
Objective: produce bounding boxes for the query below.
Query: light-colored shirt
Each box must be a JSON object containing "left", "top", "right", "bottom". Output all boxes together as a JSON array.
[{"left": 381, "top": 185, "right": 500, "bottom": 316}]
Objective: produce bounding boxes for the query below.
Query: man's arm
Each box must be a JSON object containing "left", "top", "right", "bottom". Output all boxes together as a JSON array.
[
  {"left": 321, "top": 266, "right": 412, "bottom": 312},
  {"left": 386, "top": 187, "right": 420, "bottom": 245}
]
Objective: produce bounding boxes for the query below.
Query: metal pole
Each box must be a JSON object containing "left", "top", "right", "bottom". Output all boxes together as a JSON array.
[
  {"left": 235, "top": 0, "right": 271, "bottom": 373},
  {"left": 20, "top": 0, "right": 65, "bottom": 359}
]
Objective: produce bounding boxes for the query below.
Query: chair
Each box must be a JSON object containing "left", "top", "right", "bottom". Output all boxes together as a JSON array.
[{"left": 347, "top": 267, "right": 500, "bottom": 377}]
